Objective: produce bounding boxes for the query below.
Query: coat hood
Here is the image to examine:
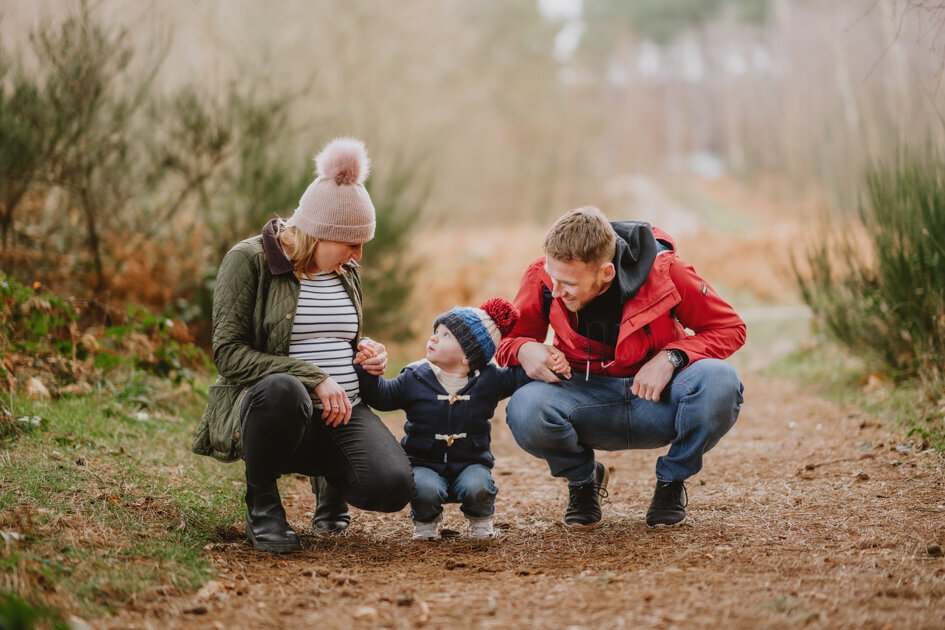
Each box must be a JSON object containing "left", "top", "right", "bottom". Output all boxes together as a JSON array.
[{"left": 610, "top": 220, "right": 658, "bottom": 302}]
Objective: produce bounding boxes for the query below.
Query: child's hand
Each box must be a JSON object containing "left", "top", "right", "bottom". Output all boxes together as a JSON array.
[
  {"left": 354, "top": 337, "right": 388, "bottom": 375},
  {"left": 549, "top": 350, "right": 571, "bottom": 380}
]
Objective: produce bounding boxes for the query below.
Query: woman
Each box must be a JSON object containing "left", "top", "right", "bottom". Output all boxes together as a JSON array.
[{"left": 192, "top": 137, "right": 414, "bottom": 553}]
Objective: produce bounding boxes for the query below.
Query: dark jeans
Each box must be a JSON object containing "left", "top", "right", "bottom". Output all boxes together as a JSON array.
[{"left": 240, "top": 373, "right": 413, "bottom": 513}]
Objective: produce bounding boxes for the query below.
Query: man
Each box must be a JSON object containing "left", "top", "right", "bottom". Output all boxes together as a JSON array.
[{"left": 495, "top": 207, "right": 745, "bottom": 527}]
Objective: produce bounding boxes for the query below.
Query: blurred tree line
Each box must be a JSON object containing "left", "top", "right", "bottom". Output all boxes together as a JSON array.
[
  {"left": 0, "top": 2, "right": 422, "bottom": 345},
  {"left": 2, "top": 0, "right": 945, "bottom": 353}
]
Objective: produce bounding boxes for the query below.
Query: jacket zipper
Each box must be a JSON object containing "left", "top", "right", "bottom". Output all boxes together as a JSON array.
[
  {"left": 444, "top": 401, "right": 451, "bottom": 464},
  {"left": 643, "top": 323, "right": 657, "bottom": 358}
]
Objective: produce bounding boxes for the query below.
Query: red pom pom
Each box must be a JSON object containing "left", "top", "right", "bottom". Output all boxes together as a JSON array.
[{"left": 480, "top": 297, "right": 519, "bottom": 337}]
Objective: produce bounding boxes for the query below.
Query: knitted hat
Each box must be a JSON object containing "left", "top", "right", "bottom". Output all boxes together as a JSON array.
[
  {"left": 287, "top": 137, "right": 376, "bottom": 243},
  {"left": 433, "top": 297, "right": 519, "bottom": 372}
]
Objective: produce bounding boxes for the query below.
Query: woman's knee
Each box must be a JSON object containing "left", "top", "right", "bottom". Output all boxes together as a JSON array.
[
  {"left": 243, "top": 374, "right": 311, "bottom": 423},
  {"left": 346, "top": 456, "right": 414, "bottom": 513}
]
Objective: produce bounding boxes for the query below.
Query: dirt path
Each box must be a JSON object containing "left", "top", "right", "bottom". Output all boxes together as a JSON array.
[
  {"left": 100, "top": 366, "right": 945, "bottom": 629},
  {"left": 102, "top": 184, "right": 944, "bottom": 629}
]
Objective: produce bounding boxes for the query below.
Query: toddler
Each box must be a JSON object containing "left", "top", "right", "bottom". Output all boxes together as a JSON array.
[{"left": 358, "top": 298, "right": 567, "bottom": 539}]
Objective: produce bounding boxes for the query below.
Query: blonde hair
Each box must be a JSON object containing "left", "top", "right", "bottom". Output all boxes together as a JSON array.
[
  {"left": 278, "top": 224, "right": 320, "bottom": 280},
  {"left": 542, "top": 206, "right": 616, "bottom": 264}
]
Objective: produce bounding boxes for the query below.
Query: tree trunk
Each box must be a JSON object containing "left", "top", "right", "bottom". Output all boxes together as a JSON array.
[{"left": 80, "top": 190, "right": 106, "bottom": 291}]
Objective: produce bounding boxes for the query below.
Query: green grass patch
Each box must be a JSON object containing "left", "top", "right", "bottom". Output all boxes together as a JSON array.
[
  {"left": 0, "top": 372, "right": 243, "bottom": 621},
  {"left": 768, "top": 339, "right": 945, "bottom": 451},
  {"left": 0, "top": 590, "right": 68, "bottom": 630}
]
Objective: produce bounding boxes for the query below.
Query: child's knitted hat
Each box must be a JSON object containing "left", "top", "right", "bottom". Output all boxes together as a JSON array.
[
  {"left": 433, "top": 297, "right": 519, "bottom": 372},
  {"left": 287, "top": 137, "right": 376, "bottom": 243}
]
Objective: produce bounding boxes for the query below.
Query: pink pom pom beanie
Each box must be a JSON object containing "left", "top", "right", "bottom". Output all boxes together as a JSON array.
[{"left": 287, "top": 137, "right": 376, "bottom": 243}]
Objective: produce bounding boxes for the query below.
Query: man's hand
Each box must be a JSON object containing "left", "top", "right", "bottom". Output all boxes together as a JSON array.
[
  {"left": 353, "top": 337, "right": 388, "bottom": 376},
  {"left": 630, "top": 352, "right": 676, "bottom": 402},
  {"left": 517, "top": 341, "right": 572, "bottom": 383}
]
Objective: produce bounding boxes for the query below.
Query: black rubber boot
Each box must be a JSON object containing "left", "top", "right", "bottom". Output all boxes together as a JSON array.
[
  {"left": 245, "top": 481, "right": 302, "bottom": 553},
  {"left": 310, "top": 476, "right": 351, "bottom": 532}
]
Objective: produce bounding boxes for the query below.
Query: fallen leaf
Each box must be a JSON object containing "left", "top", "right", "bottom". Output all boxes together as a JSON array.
[
  {"left": 25, "top": 377, "right": 50, "bottom": 400},
  {"left": 353, "top": 606, "right": 378, "bottom": 622},
  {"left": 196, "top": 580, "right": 225, "bottom": 600}
]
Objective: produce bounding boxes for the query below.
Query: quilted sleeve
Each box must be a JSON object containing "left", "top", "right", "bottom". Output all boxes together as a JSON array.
[{"left": 211, "top": 246, "right": 327, "bottom": 390}]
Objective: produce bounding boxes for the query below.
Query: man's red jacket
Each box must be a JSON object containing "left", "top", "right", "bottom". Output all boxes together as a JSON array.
[{"left": 495, "top": 226, "right": 746, "bottom": 377}]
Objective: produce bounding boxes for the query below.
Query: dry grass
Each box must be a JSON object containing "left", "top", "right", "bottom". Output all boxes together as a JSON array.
[
  {"left": 97, "top": 178, "right": 945, "bottom": 629},
  {"left": 399, "top": 174, "right": 820, "bottom": 352},
  {"left": 97, "top": 373, "right": 945, "bottom": 629},
  {"left": 9, "top": 176, "right": 941, "bottom": 628}
]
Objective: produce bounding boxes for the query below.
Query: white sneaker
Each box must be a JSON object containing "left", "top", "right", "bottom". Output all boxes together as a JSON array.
[
  {"left": 466, "top": 515, "right": 495, "bottom": 539},
  {"left": 412, "top": 516, "right": 441, "bottom": 540}
]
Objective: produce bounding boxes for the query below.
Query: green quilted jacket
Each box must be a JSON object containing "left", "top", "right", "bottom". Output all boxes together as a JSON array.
[{"left": 191, "top": 219, "right": 364, "bottom": 462}]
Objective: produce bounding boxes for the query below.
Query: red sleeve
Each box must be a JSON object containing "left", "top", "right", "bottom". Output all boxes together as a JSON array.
[
  {"left": 495, "top": 258, "right": 550, "bottom": 367},
  {"left": 664, "top": 257, "right": 746, "bottom": 364}
]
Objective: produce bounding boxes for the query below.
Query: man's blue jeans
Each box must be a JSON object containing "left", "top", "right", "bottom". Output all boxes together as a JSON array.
[
  {"left": 505, "top": 359, "right": 744, "bottom": 484},
  {"left": 411, "top": 464, "right": 498, "bottom": 523}
]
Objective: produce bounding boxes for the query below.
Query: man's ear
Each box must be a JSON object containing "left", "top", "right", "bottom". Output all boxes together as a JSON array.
[{"left": 600, "top": 262, "right": 616, "bottom": 283}]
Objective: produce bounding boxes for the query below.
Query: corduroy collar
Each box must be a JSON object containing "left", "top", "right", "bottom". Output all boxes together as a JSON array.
[{"left": 262, "top": 218, "right": 294, "bottom": 276}]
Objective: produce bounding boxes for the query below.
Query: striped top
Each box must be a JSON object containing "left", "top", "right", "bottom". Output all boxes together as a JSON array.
[{"left": 289, "top": 272, "right": 361, "bottom": 407}]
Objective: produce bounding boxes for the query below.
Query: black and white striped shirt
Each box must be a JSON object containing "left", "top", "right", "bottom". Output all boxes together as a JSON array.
[{"left": 289, "top": 272, "right": 361, "bottom": 407}]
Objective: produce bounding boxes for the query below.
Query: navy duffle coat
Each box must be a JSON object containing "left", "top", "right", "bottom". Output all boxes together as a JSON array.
[{"left": 358, "top": 360, "right": 530, "bottom": 478}]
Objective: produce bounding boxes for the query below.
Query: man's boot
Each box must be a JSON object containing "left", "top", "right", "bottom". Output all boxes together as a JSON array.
[
  {"left": 645, "top": 480, "right": 688, "bottom": 527},
  {"left": 564, "top": 461, "right": 610, "bottom": 527},
  {"left": 310, "top": 475, "right": 351, "bottom": 532},
  {"left": 245, "top": 479, "right": 302, "bottom": 553}
]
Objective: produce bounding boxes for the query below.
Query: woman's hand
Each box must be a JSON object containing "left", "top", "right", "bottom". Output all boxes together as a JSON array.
[
  {"left": 313, "top": 377, "right": 352, "bottom": 427},
  {"left": 353, "top": 337, "right": 388, "bottom": 376}
]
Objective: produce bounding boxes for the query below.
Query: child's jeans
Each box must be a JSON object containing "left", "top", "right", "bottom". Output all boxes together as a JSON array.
[{"left": 411, "top": 464, "right": 498, "bottom": 523}]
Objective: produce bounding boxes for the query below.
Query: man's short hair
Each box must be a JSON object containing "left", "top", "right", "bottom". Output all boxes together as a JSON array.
[{"left": 542, "top": 206, "right": 616, "bottom": 265}]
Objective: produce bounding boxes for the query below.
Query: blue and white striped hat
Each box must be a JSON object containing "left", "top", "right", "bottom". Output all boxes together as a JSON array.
[{"left": 433, "top": 298, "right": 518, "bottom": 372}]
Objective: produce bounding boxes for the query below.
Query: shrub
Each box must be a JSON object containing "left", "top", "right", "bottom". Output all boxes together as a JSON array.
[
  {"left": 0, "top": 273, "right": 209, "bottom": 399},
  {"left": 360, "top": 157, "right": 427, "bottom": 342},
  {"left": 0, "top": 590, "right": 67, "bottom": 630},
  {"left": 795, "top": 145, "right": 945, "bottom": 388}
]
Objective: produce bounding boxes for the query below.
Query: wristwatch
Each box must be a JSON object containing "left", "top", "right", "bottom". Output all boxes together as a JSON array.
[{"left": 665, "top": 349, "right": 686, "bottom": 370}]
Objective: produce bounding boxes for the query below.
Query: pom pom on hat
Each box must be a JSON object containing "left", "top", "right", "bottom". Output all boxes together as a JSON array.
[
  {"left": 315, "top": 136, "right": 370, "bottom": 186},
  {"left": 479, "top": 297, "right": 518, "bottom": 337},
  {"left": 287, "top": 136, "right": 376, "bottom": 243},
  {"left": 433, "top": 297, "right": 519, "bottom": 372}
]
